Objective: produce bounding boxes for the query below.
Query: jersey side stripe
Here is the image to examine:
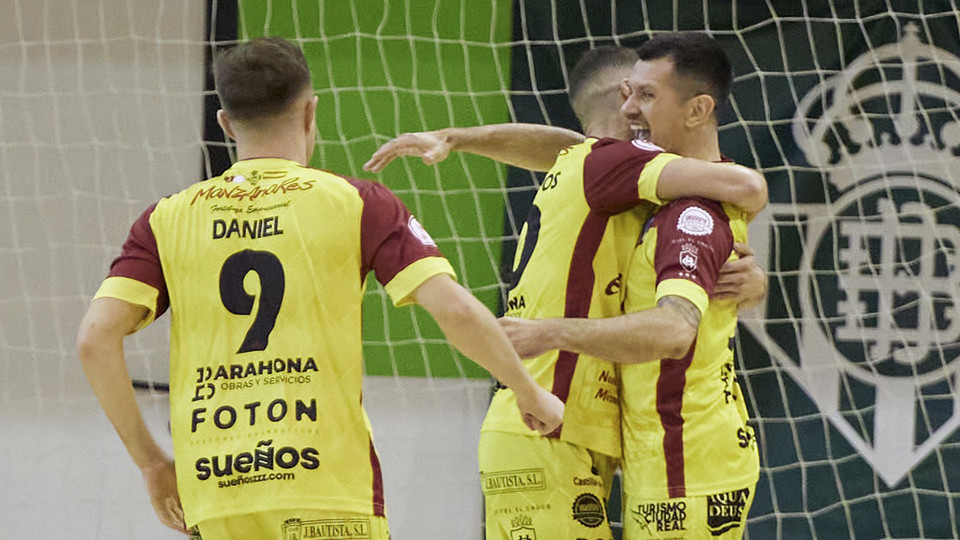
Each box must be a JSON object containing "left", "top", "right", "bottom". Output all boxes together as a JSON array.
[
  {"left": 369, "top": 439, "right": 385, "bottom": 517},
  {"left": 657, "top": 346, "right": 695, "bottom": 499},
  {"left": 551, "top": 211, "right": 610, "bottom": 405}
]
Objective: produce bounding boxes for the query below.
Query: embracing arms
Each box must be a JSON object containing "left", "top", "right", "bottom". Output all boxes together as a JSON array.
[
  {"left": 364, "top": 124, "right": 585, "bottom": 173},
  {"left": 500, "top": 295, "right": 701, "bottom": 365},
  {"left": 365, "top": 123, "right": 767, "bottom": 214}
]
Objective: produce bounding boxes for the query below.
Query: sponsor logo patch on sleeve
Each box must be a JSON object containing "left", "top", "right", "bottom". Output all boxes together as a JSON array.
[
  {"left": 407, "top": 216, "right": 437, "bottom": 247},
  {"left": 679, "top": 244, "right": 699, "bottom": 272},
  {"left": 676, "top": 206, "right": 714, "bottom": 236},
  {"left": 631, "top": 139, "right": 665, "bottom": 152}
]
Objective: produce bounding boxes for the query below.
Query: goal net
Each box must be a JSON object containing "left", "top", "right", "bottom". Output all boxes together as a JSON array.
[{"left": 3, "top": 0, "right": 959, "bottom": 539}]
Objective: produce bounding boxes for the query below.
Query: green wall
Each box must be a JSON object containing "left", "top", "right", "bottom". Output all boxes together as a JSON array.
[{"left": 239, "top": 1, "right": 514, "bottom": 378}]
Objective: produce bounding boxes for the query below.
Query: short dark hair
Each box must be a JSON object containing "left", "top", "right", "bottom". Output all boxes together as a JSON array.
[
  {"left": 214, "top": 37, "right": 312, "bottom": 122},
  {"left": 568, "top": 46, "right": 639, "bottom": 120},
  {"left": 636, "top": 32, "right": 732, "bottom": 110}
]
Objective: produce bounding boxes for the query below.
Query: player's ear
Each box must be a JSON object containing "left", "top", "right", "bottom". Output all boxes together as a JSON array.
[
  {"left": 619, "top": 78, "right": 632, "bottom": 102},
  {"left": 304, "top": 95, "right": 318, "bottom": 133},
  {"left": 685, "top": 94, "right": 715, "bottom": 128},
  {"left": 217, "top": 110, "right": 237, "bottom": 141}
]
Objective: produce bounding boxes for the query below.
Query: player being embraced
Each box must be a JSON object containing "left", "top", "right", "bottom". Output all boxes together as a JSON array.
[
  {"left": 502, "top": 33, "right": 762, "bottom": 539},
  {"left": 76, "top": 36, "right": 562, "bottom": 540},
  {"left": 366, "top": 45, "right": 766, "bottom": 540}
]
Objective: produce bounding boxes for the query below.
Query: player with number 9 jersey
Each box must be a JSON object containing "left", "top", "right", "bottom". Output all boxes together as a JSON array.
[{"left": 94, "top": 157, "right": 455, "bottom": 527}]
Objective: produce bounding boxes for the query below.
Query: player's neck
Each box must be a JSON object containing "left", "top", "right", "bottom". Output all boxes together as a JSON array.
[
  {"left": 233, "top": 130, "right": 310, "bottom": 166},
  {"left": 674, "top": 128, "right": 721, "bottom": 162},
  {"left": 583, "top": 117, "right": 632, "bottom": 141}
]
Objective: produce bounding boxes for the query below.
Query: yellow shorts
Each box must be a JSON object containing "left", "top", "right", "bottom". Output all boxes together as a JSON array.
[
  {"left": 479, "top": 430, "right": 618, "bottom": 540},
  {"left": 194, "top": 508, "right": 390, "bottom": 540},
  {"left": 622, "top": 485, "right": 755, "bottom": 540}
]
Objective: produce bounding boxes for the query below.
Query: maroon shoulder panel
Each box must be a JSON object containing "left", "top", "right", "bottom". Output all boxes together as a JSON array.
[
  {"left": 107, "top": 202, "right": 169, "bottom": 317},
  {"left": 347, "top": 178, "right": 445, "bottom": 286},
  {"left": 652, "top": 198, "right": 733, "bottom": 297},
  {"left": 582, "top": 138, "right": 663, "bottom": 214}
]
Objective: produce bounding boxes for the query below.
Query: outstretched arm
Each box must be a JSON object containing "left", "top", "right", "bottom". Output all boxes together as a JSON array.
[
  {"left": 364, "top": 124, "right": 585, "bottom": 173},
  {"left": 77, "top": 297, "right": 187, "bottom": 534},
  {"left": 657, "top": 159, "right": 768, "bottom": 214},
  {"left": 413, "top": 274, "right": 564, "bottom": 434},
  {"left": 499, "top": 295, "right": 701, "bottom": 365}
]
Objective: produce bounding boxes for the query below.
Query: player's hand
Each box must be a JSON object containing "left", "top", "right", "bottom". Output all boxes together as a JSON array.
[
  {"left": 514, "top": 384, "right": 564, "bottom": 435},
  {"left": 141, "top": 456, "right": 188, "bottom": 534},
  {"left": 715, "top": 242, "right": 767, "bottom": 308},
  {"left": 363, "top": 131, "right": 453, "bottom": 172},
  {"left": 498, "top": 317, "right": 556, "bottom": 358}
]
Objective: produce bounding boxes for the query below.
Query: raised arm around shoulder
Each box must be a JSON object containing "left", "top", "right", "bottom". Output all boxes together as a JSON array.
[
  {"left": 364, "top": 123, "right": 584, "bottom": 173},
  {"left": 442, "top": 123, "right": 585, "bottom": 171},
  {"left": 656, "top": 159, "right": 768, "bottom": 214},
  {"left": 412, "top": 274, "right": 564, "bottom": 434}
]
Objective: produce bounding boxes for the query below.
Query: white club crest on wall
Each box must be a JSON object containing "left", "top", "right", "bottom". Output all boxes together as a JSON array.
[{"left": 744, "top": 23, "right": 960, "bottom": 487}]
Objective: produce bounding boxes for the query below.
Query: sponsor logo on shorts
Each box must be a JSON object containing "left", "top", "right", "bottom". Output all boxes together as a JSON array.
[
  {"left": 509, "top": 514, "right": 537, "bottom": 540},
  {"left": 482, "top": 469, "right": 546, "bottom": 494},
  {"left": 489, "top": 503, "right": 552, "bottom": 517},
  {"left": 706, "top": 488, "right": 750, "bottom": 536},
  {"left": 632, "top": 500, "right": 687, "bottom": 533},
  {"left": 571, "top": 493, "right": 605, "bottom": 528},
  {"left": 573, "top": 476, "right": 601, "bottom": 487},
  {"left": 281, "top": 518, "right": 370, "bottom": 539}
]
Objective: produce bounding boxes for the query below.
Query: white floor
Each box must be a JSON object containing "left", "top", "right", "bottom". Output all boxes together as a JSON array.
[{"left": 1, "top": 377, "right": 490, "bottom": 540}]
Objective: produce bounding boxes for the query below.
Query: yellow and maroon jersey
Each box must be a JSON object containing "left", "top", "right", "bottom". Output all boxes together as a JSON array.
[
  {"left": 481, "top": 138, "right": 680, "bottom": 458},
  {"left": 93, "top": 158, "right": 455, "bottom": 526},
  {"left": 620, "top": 197, "right": 759, "bottom": 500}
]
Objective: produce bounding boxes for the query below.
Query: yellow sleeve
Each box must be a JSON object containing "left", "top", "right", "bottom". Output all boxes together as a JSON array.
[
  {"left": 92, "top": 276, "right": 160, "bottom": 331},
  {"left": 383, "top": 256, "right": 458, "bottom": 307},
  {"left": 637, "top": 153, "right": 683, "bottom": 205},
  {"left": 655, "top": 278, "right": 709, "bottom": 316},
  {"left": 723, "top": 204, "right": 750, "bottom": 243}
]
